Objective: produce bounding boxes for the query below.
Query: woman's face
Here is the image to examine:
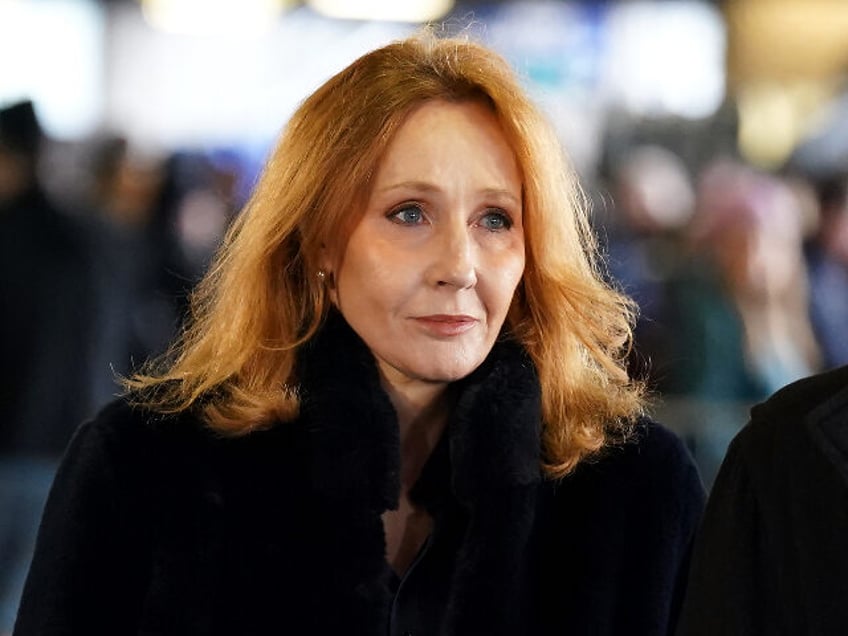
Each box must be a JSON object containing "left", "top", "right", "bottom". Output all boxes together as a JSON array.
[{"left": 329, "top": 99, "right": 525, "bottom": 389}]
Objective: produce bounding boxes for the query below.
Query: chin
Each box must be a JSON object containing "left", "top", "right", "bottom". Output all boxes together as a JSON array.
[
  {"left": 424, "top": 369, "right": 475, "bottom": 384},
  {"left": 412, "top": 357, "right": 487, "bottom": 384},
  {"left": 377, "top": 344, "right": 492, "bottom": 386}
]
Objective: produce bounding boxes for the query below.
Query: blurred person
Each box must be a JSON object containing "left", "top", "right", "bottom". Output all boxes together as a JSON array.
[
  {"left": 152, "top": 150, "right": 238, "bottom": 317},
  {"left": 604, "top": 144, "right": 695, "bottom": 392},
  {"left": 173, "top": 149, "right": 243, "bottom": 276},
  {"left": 84, "top": 142, "right": 234, "bottom": 409},
  {"left": 665, "top": 159, "right": 821, "bottom": 487},
  {"left": 0, "top": 100, "right": 99, "bottom": 633},
  {"left": 85, "top": 135, "right": 173, "bottom": 407},
  {"left": 686, "top": 161, "right": 821, "bottom": 397},
  {"left": 15, "top": 33, "right": 704, "bottom": 635},
  {"left": 677, "top": 363, "right": 848, "bottom": 636},
  {"left": 804, "top": 172, "right": 848, "bottom": 368}
]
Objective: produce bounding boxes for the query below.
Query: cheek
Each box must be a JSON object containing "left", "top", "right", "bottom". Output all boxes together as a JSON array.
[
  {"left": 502, "top": 240, "right": 526, "bottom": 288},
  {"left": 336, "top": 244, "right": 414, "bottom": 315},
  {"left": 486, "top": 249, "right": 526, "bottom": 317}
]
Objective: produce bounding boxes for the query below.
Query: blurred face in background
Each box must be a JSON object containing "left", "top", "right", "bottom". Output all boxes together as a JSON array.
[
  {"left": 696, "top": 163, "right": 805, "bottom": 300},
  {"left": 713, "top": 185, "right": 803, "bottom": 299},
  {"left": 716, "top": 224, "right": 793, "bottom": 298},
  {"left": 328, "top": 99, "right": 525, "bottom": 392}
]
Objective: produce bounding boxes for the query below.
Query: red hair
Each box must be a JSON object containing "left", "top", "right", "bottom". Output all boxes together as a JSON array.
[{"left": 127, "top": 31, "right": 643, "bottom": 477}]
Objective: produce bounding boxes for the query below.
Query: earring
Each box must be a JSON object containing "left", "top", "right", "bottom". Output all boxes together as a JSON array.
[{"left": 317, "top": 269, "right": 326, "bottom": 282}]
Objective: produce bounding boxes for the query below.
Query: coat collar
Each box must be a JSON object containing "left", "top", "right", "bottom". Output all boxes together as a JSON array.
[
  {"left": 805, "top": 366, "right": 848, "bottom": 488},
  {"left": 296, "top": 309, "right": 542, "bottom": 511},
  {"left": 295, "top": 311, "right": 543, "bottom": 633}
]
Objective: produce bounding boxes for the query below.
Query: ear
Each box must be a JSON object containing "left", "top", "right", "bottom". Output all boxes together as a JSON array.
[
  {"left": 318, "top": 244, "right": 339, "bottom": 306},
  {"left": 318, "top": 242, "right": 333, "bottom": 276}
]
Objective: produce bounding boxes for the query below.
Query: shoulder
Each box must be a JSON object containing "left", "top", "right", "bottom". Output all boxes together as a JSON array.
[
  {"left": 67, "top": 395, "right": 308, "bottom": 489},
  {"left": 734, "top": 365, "right": 848, "bottom": 457},
  {"left": 59, "top": 396, "right": 229, "bottom": 490},
  {"left": 751, "top": 364, "right": 848, "bottom": 425},
  {"left": 548, "top": 418, "right": 705, "bottom": 515},
  {"left": 721, "top": 366, "right": 848, "bottom": 486},
  {"left": 537, "top": 418, "right": 705, "bottom": 591},
  {"left": 588, "top": 418, "right": 703, "bottom": 487},
  {"left": 73, "top": 396, "right": 203, "bottom": 453},
  {"left": 691, "top": 368, "right": 848, "bottom": 550},
  {"left": 624, "top": 419, "right": 705, "bottom": 506}
]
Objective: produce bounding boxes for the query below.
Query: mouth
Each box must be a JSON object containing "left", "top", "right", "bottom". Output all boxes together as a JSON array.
[{"left": 412, "top": 314, "right": 479, "bottom": 337}]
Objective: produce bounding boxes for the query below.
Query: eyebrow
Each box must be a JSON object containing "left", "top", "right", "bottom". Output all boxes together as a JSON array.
[{"left": 378, "top": 180, "right": 521, "bottom": 205}]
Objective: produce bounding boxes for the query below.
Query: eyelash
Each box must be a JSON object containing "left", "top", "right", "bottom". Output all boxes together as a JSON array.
[
  {"left": 479, "top": 210, "right": 513, "bottom": 231},
  {"left": 386, "top": 204, "right": 514, "bottom": 231},
  {"left": 387, "top": 203, "right": 426, "bottom": 225}
]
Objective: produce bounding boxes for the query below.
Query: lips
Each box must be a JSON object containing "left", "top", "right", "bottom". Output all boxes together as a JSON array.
[{"left": 412, "top": 314, "right": 479, "bottom": 337}]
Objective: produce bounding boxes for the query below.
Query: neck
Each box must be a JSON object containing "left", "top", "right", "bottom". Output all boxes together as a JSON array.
[{"left": 378, "top": 368, "right": 453, "bottom": 491}]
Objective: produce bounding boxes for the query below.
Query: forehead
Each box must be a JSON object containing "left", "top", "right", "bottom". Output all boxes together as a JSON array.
[{"left": 373, "top": 99, "right": 521, "bottom": 189}]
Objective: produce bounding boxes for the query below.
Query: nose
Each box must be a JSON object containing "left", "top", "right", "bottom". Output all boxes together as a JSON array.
[{"left": 427, "top": 222, "right": 477, "bottom": 289}]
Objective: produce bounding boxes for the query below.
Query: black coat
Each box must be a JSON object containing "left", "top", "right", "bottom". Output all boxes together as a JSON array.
[
  {"left": 677, "top": 364, "right": 848, "bottom": 636},
  {"left": 16, "top": 315, "right": 705, "bottom": 635}
]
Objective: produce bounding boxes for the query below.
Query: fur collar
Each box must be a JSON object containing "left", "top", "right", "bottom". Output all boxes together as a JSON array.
[
  {"left": 296, "top": 310, "right": 542, "bottom": 508},
  {"left": 296, "top": 311, "right": 543, "bottom": 634}
]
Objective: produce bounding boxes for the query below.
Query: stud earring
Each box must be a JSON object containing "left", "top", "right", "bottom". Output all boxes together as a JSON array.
[{"left": 317, "top": 269, "right": 326, "bottom": 282}]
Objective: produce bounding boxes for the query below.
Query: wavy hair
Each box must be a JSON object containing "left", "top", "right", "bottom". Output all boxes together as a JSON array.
[{"left": 127, "top": 30, "right": 644, "bottom": 477}]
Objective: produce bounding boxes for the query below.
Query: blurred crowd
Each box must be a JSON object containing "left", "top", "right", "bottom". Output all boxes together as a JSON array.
[
  {"left": 0, "top": 100, "right": 243, "bottom": 630},
  {"left": 599, "top": 131, "right": 848, "bottom": 490},
  {"left": 1, "top": 90, "right": 848, "bottom": 627}
]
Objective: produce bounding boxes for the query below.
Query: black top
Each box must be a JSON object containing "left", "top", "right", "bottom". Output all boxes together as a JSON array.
[{"left": 16, "top": 314, "right": 705, "bottom": 635}]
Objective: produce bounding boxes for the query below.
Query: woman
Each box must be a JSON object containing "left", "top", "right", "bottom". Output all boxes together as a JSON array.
[
  {"left": 15, "top": 33, "right": 704, "bottom": 636},
  {"left": 663, "top": 160, "right": 821, "bottom": 486}
]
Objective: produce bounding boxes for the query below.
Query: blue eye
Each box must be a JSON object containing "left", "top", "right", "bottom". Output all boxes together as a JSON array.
[
  {"left": 479, "top": 210, "right": 512, "bottom": 231},
  {"left": 388, "top": 204, "right": 425, "bottom": 225}
]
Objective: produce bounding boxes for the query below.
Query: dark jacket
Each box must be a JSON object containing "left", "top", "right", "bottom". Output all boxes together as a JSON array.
[
  {"left": 16, "top": 315, "right": 705, "bottom": 636},
  {"left": 677, "top": 364, "right": 848, "bottom": 636},
  {"left": 0, "top": 186, "right": 99, "bottom": 455}
]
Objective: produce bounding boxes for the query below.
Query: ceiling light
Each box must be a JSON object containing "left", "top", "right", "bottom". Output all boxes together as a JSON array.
[
  {"left": 306, "top": 0, "right": 454, "bottom": 23},
  {"left": 142, "top": 0, "right": 289, "bottom": 36}
]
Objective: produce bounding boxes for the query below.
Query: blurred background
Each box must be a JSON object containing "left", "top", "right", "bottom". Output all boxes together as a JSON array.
[{"left": 2, "top": 0, "right": 848, "bottom": 628}]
